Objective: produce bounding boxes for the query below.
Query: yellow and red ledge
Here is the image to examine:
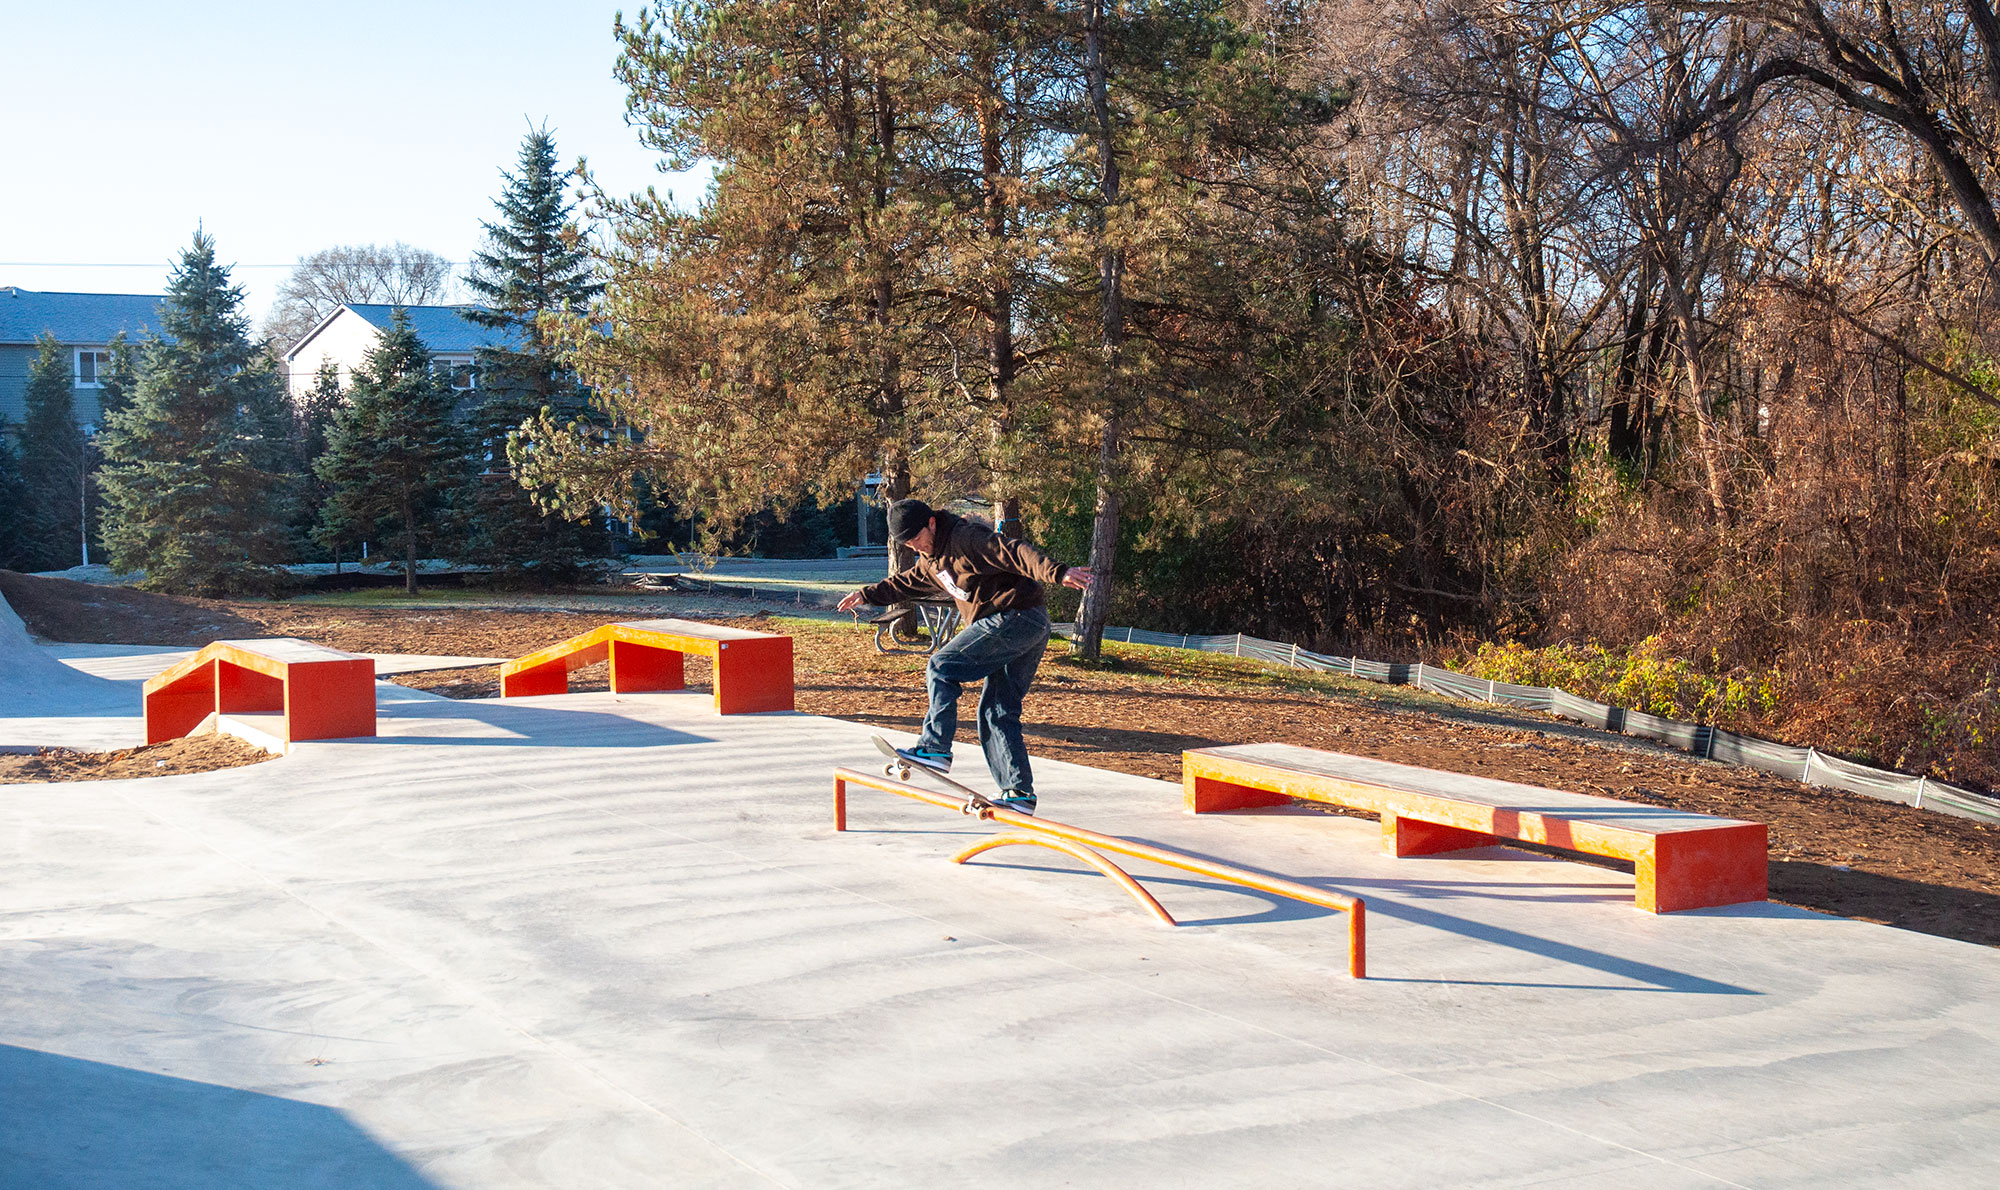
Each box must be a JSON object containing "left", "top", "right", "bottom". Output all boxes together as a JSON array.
[{"left": 499, "top": 618, "right": 794, "bottom": 715}]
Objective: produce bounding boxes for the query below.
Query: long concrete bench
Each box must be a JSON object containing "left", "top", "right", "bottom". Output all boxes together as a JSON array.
[
  {"left": 499, "top": 618, "right": 793, "bottom": 714},
  {"left": 1184, "top": 743, "right": 1767, "bottom": 913},
  {"left": 143, "top": 638, "right": 377, "bottom": 751}
]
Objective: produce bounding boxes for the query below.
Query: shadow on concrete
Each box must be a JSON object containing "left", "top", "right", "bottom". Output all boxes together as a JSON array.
[
  {"left": 963, "top": 859, "right": 1343, "bottom": 929},
  {"left": 368, "top": 697, "right": 715, "bottom": 750},
  {"left": 840, "top": 805, "right": 1757, "bottom": 993},
  {"left": 1032, "top": 829, "right": 1761, "bottom": 994},
  {"left": 0, "top": 1044, "right": 440, "bottom": 1189},
  {"left": 0, "top": 694, "right": 138, "bottom": 720},
  {"left": 960, "top": 854, "right": 1751, "bottom": 992},
  {"left": 1335, "top": 881, "right": 1757, "bottom": 995}
]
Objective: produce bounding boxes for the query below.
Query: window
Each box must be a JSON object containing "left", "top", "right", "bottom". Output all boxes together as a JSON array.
[
  {"left": 439, "top": 357, "right": 478, "bottom": 390},
  {"left": 75, "top": 349, "right": 111, "bottom": 387}
]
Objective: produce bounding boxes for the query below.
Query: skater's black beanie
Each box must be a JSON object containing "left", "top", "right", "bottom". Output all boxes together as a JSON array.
[{"left": 886, "top": 498, "right": 934, "bottom": 544}]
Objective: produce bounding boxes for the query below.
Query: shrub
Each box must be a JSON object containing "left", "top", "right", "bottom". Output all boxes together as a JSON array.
[{"left": 1452, "top": 637, "right": 1784, "bottom": 723}]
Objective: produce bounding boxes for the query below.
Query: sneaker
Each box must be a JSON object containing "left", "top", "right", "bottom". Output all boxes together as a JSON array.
[
  {"left": 995, "top": 791, "right": 1037, "bottom": 816},
  {"left": 895, "top": 745, "right": 952, "bottom": 774}
]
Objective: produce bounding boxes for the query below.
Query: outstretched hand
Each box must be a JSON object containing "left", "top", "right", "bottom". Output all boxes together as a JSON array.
[
  {"left": 837, "top": 591, "right": 866, "bottom": 613},
  {"left": 1061, "top": 566, "right": 1095, "bottom": 590}
]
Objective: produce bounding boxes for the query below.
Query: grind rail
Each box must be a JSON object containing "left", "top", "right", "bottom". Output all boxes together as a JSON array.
[{"left": 832, "top": 767, "right": 1366, "bottom": 978}]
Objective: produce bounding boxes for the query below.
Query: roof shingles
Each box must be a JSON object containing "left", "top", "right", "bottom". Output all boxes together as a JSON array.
[
  {"left": 341, "top": 304, "right": 515, "bottom": 355},
  {"left": 0, "top": 287, "right": 163, "bottom": 345}
]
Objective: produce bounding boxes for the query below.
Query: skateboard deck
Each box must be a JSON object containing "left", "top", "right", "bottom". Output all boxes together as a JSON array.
[{"left": 871, "top": 735, "right": 997, "bottom": 814}]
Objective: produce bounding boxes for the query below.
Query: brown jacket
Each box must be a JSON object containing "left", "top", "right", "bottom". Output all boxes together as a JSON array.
[{"left": 858, "top": 512, "right": 1069, "bottom": 624}]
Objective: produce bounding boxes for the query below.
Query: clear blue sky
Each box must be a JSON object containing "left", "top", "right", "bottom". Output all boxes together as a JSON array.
[{"left": 0, "top": 1, "right": 704, "bottom": 327}]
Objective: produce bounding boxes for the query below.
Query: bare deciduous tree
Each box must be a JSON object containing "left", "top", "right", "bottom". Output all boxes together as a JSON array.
[
  {"left": 262, "top": 242, "right": 456, "bottom": 351},
  {"left": 1706, "top": 0, "right": 2000, "bottom": 270}
]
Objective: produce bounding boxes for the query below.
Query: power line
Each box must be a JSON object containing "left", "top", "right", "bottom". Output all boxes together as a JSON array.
[
  {"left": 0, "top": 261, "right": 287, "bottom": 268},
  {"left": 0, "top": 261, "right": 472, "bottom": 269}
]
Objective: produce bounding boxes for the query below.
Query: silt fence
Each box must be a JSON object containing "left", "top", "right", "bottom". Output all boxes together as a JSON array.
[{"left": 1054, "top": 623, "right": 2000, "bottom": 827}]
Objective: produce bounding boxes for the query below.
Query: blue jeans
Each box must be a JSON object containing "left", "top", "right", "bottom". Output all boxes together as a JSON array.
[{"left": 918, "top": 607, "right": 1051, "bottom": 795}]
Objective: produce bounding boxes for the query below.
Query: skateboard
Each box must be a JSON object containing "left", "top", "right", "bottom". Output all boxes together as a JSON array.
[{"left": 872, "top": 734, "right": 998, "bottom": 816}]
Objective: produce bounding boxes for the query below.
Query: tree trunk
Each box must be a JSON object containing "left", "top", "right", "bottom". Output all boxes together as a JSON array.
[
  {"left": 1490, "top": 29, "right": 1568, "bottom": 484},
  {"left": 1075, "top": 0, "right": 1125, "bottom": 662},
  {"left": 993, "top": 488, "right": 1021, "bottom": 540},
  {"left": 402, "top": 496, "right": 419, "bottom": 595},
  {"left": 1076, "top": 417, "right": 1122, "bottom": 656},
  {"left": 884, "top": 456, "right": 914, "bottom": 579},
  {"left": 979, "top": 46, "right": 1021, "bottom": 539},
  {"left": 1607, "top": 260, "right": 1654, "bottom": 468},
  {"left": 866, "top": 61, "right": 923, "bottom": 640},
  {"left": 1662, "top": 270, "right": 1729, "bottom": 525}
]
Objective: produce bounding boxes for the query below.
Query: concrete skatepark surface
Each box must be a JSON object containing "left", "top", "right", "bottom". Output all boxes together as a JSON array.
[
  {"left": 0, "top": 596, "right": 502, "bottom": 751},
  {"left": 0, "top": 590, "right": 132, "bottom": 723},
  {"left": 6, "top": 653, "right": 2000, "bottom": 1187}
]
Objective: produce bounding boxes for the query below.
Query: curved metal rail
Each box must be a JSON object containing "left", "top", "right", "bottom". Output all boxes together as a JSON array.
[
  {"left": 952, "top": 834, "right": 1177, "bottom": 925},
  {"left": 833, "top": 767, "right": 1366, "bottom": 978}
]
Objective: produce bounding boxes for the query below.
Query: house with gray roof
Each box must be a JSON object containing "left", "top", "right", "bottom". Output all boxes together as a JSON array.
[
  {"left": 283, "top": 303, "right": 515, "bottom": 399},
  {"left": 0, "top": 287, "right": 164, "bottom": 436}
]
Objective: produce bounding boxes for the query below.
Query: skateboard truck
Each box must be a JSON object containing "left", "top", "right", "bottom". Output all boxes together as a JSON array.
[{"left": 873, "top": 734, "right": 997, "bottom": 816}]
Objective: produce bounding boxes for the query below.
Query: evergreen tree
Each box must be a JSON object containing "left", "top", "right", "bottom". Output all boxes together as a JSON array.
[
  {"left": 458, "top": 128, "right": 604, "bottom": 584},
  {"left": 295, "top": 360, "right": 349, "bottom": 568},
  {"left": 526, "top": 1, "right": 955, "bottom": 551},
  {"left": 466, "top": 129, "right": 601, "bottom": 344},
  {"left": 543, "top": 2, "right": 1345, "bottom": 605},
  {"left": 17, "top": 335, "right": 86, "bottom": 571},
  {"left": 295, "top": 359, "right": 345, "bottom": 469},
  {"left": 81, "top": 333, "right": 137, "bottom": 564},
  {"left": 97, "top": 231, "right": 300, "bottom": 594},
  {"left": 462, "top": 128, "right": 605, "bottom": 583},
  {"left": 315, "top": 311, "right": 472, "bottom": 594},
  {"left": 94, "top": 332, "right": 138, "bottom": 423},
  {"left": 0, "top": 432, "right": 29, "bottom": 571}
]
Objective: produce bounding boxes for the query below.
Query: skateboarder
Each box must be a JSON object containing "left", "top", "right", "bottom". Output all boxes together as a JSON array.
[{"left": 838, "top": 498, "right": 1093, "bottom": 815}]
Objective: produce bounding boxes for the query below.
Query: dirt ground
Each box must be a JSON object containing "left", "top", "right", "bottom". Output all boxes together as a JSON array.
[
  {"left": 0, "top": 734, "right": 272, "bottom": 783},
  {"left": 4, "top": 569, "right": 1996, "bottom": 947}
]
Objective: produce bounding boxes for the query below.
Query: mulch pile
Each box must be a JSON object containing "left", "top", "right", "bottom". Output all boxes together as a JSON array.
[
  {"left": 5, "top": 569, "right": 1996, "bottom": 947},
  {"left": 0, "top": 734, "right": 272, "bottom": 783}
]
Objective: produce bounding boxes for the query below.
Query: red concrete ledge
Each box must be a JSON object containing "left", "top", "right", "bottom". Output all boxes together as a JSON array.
[
  {"left": 143, "top": 639, "right": 376, "bottom": 749},
  {"left": 1185, "top": 743, "right": 1767, "bottom": 914},
  {"left": 500, "top": 618, "right": 793, "bottom": 715}
]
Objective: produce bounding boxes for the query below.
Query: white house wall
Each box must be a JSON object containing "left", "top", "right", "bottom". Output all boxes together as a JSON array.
[{"left": 286, "top": 309, "right": 386, "bottom": 399}]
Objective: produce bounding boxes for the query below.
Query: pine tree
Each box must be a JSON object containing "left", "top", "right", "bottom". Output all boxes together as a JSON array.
[
  {"left": 295, "top": 360, "right": 349, "bottom": 568},
  {"left": 315, "top": 311, "right": 472, "bottom": 594},
  {"left": 0, "top": 433, "right": 30, "bottom": 571},
  {"left": 97, "top": 232, "right": 300, "bottom": 593},
  {"left": 295, "top": 359, "right": 345, "bottom": 469},
  {"left": 81, "top": 333, "right": 137, "bottom": 564},
  {"left": 94, "top": 332, "right": 138, "bottom": 423},
  {"left": 17, "top": 335, "right": 86, "bottom": 571},
  {"left": 527, "top": 1, "right": 957, "bottom": 554},
  {"left": 461, "top": 128, "right": 605, "bottom": 583},
  {"left": 533, "top": 0, "right": 1353, "bottom": 632},
  {"left": 466, "top": 129, "right": 601, "bottom": 347}
]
